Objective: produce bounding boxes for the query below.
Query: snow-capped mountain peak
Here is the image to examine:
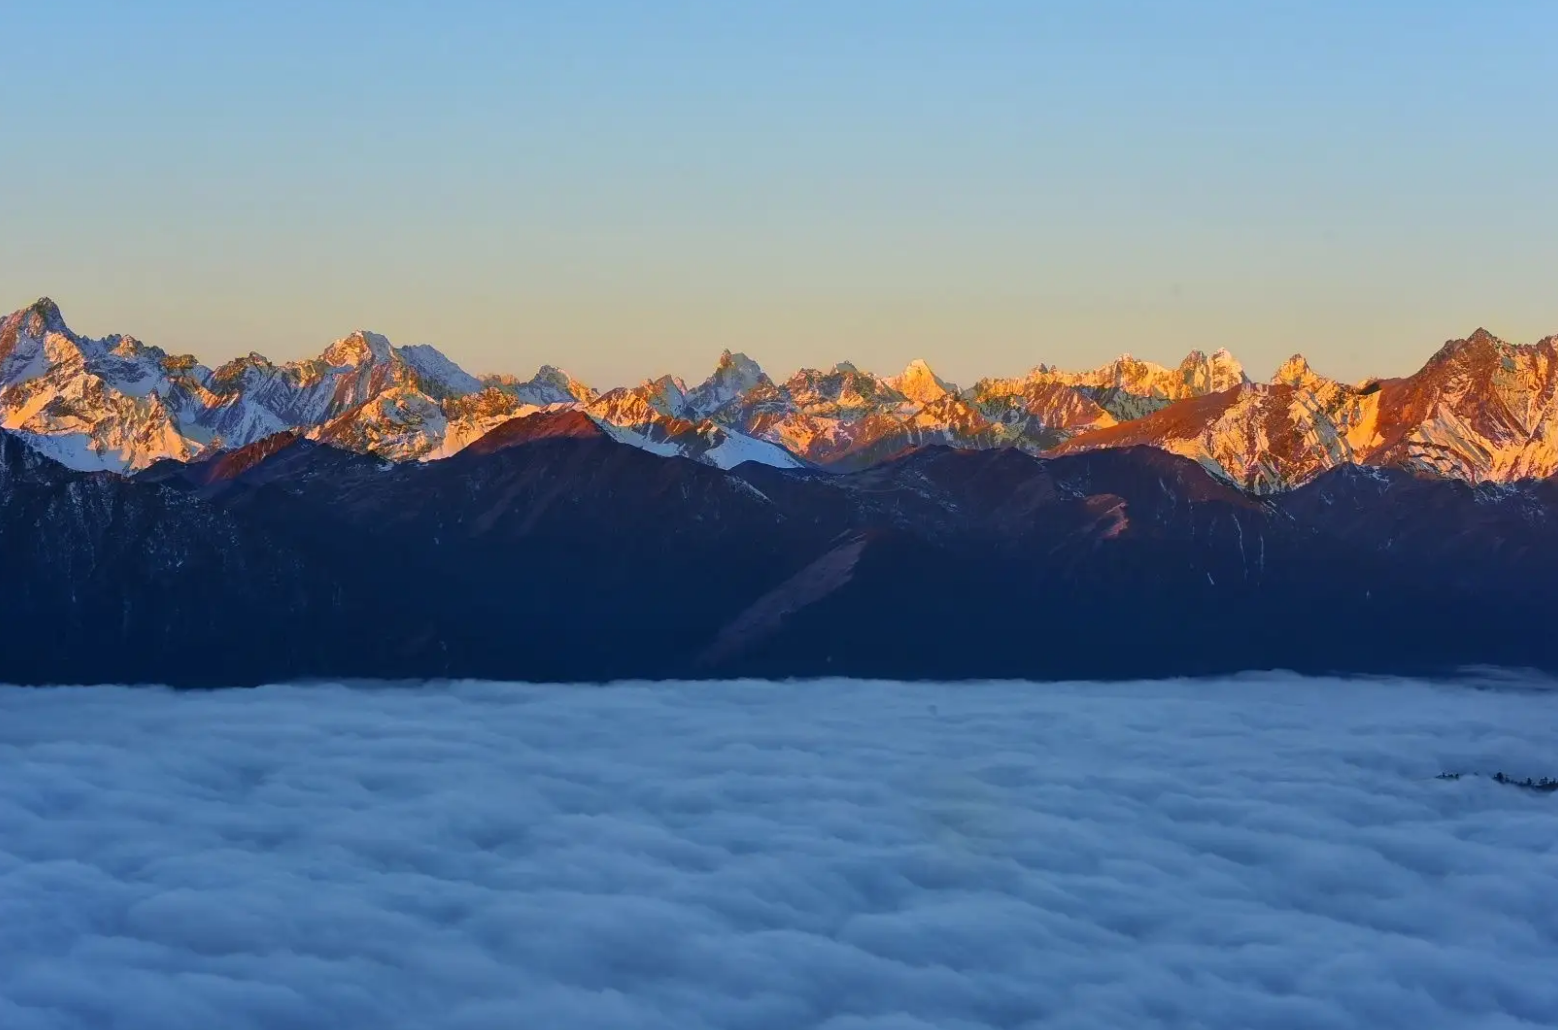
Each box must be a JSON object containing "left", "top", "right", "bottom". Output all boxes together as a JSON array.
[
  {"left": 684, "top": 350, "right": 771, "bottom": 418},
  {"left": 2, "top": 299, "right": 72, "bottom": 384},
  {"left": 888, "top": 358, "right": 956, "bottom": 406},
  {"left": 717, "top": 349, "right": 765, "bottom": 379},
  {"left": 396, "top": 343, "right": 483, "bottom": 398},
  {"left": 514, "top": 365, "right": 596, "bottom": 405},
  {"left": 1178, "top": 348, "right": 1247, "bottom": 393},
  {"left": 1271, "top": 354, "right": 1331, "bottom": 390},
  {"left": 640, "top": 374, "right": 689, "bottom": 416},
  {"left": 21, "top": 296, "right": 67, "bottom": 333},
  {"left": 322, "top": 330, "right": 396, "bottom": 368}
]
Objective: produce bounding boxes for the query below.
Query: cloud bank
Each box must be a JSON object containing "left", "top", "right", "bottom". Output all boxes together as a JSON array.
[{"left": 2, "top": 674, "right": 1557, "bottom": 1029}]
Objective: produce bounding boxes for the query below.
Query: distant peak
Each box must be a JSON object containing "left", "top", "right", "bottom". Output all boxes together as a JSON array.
[
  {"left": 1179, "top": 347, "right": 1246, "bottom": 391},
  {"left": 398, "top": 342, "right": 450, "bottom": 360},
  {"left": 29, "top": 296, "right": 62, "bottom": 320},
  {"left": 890, "top": 357, "right": 955, "bottom": 404},
  {"left": 1095, "top": 352, "right": 1157, "bottom": 375},
  {"left": 832, "top": 360, "right": 860, "bottom": 374},
  {"left": 683, "top": 351, "right": 768, "bottom": 418},
  {"left": 533, "top": 364, "right": 580, "bottom": 387},
  {"left": 1179, "top": 347, "right": 1241, "bottom": 369},
  {"left": 713, "top": 349, "right": 765, "bottom": 378},
  {"left": 323, "top": 330, "right": 395, "bottom": 367},
  {"left": 508, "top": 364, "right": 594, "bottom": 404},
  {"left": 1432, "top": 328, "right": 1503, "bottom": 364},
  {"left": 636, "top": 373, "right": 689, "bottom": 416},
  {"left": 1271, "top": 353, "right": 1325, "bottom": 388},
  {"left": 16, "top": 297, "right": 66, "bottom": 332},
  {"left": 396, "top": 343, "right": 482, "bottom": 397}
]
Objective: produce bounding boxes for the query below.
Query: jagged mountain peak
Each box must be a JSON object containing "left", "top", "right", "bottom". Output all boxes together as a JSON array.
[
  {"left": 1271, "top": 353, "right": 1325, "bottom": 387},
  {"left": 396, "top": 343, "right": 482, "bottom": 398},
  {"left": 707, "top": 350, "right": 769, "bottom": 388},
  {"left": 684, "top": 350, "right": 771, "bottom": 418},
  {"left": 1103, "top": 352, "right": 1160, "bottom": 372},
  {"left": 532, "top": 364, "right": 595, "bottom": 399},
  {"left": 888, "top": 358, "right": 956, "bottom": 405},
  {"left": 647, "top": 372, "right": 688, "bottom": 393},
  {"left": 1178, "top": 348, "right": 1247, "bottom": 392},
  {"left": 322, "top": 330, "right": 396, "bottom": 368},
  {"left": 715, "top": 349, "right": 764, "bottom": 375},
  {"left": 642, "top": 374, "right": 689, "bottom": 415},
  {"left": 483, "top": 364, "right": 596, "bottom": 406},
  {"left": 108, "top": 335, "right": 149, "bottom": 358},
  {"left": 588, "top": 373, "right": 691, "bottom": 422},
  {"left": 2, "top": 298, "right": 71, "bottom": 369},
  {"left": 22, "top": 297, "right": 67, "bottom": 330},
  {"left": 210, "top": 351, "right": 277, "bottom": 380},
  {"left": 1418, "top": 328, "right": 1516, "bottom": 374},
  {"left": 0, "top": 298, "right": 71, "bottom": 349}
]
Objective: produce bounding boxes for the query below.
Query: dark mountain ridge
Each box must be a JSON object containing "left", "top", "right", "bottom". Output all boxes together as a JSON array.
[{"left": 2, "top": 418, "right": 1556, "bottom": 685}]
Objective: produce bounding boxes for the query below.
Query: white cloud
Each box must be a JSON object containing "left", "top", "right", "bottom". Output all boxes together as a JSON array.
[{"left": 2, "top": 674, "right": 1557, "bottom": 1029}]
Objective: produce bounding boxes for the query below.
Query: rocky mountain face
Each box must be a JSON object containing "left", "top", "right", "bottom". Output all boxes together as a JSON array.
[
  {"left": 5, "top": 298, "right": 1558, "bottom": 491},
  {"left": 1055, "top": 330, "right": 1558, "bottom": 491},
  {"left": 3, "top": 416, "right": 1555, "bottom": 684},
  {"left": 0, "top": 299, "right": 802, "bottom": 473}
]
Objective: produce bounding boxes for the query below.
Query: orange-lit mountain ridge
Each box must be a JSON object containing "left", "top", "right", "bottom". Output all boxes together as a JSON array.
[{"left": 3, "top": 298, "right": 1555, "bottom": 491}]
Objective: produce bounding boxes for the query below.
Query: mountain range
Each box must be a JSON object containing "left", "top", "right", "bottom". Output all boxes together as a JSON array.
[
  {"left": 7, "top": 297, "right": 1558, "bottom": 491},
  {"left": 2, "top": 295, "right": 1558, "bottom": 684}
]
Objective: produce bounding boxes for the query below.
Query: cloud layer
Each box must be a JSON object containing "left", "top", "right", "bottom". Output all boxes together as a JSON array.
[{"left": 2, "top": 674, "right": 1557, "bottom": 1029}]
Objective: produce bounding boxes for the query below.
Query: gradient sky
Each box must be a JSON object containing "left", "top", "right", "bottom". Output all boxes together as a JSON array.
[{"left": 3, "top": 1, "right": 1555, "bottom": 388}]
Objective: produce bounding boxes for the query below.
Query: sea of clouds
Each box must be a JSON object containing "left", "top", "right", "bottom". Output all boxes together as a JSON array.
[{"left": 2, "top": 674, "right": 1557, "bottom": 1029}]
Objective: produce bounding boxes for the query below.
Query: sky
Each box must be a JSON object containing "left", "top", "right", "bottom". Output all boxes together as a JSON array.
[
  {"left": 3, "top": 675, "right": 1557, "bottom": 1027},
  {"left": 3, "top": 1, "right": 1555, "bottom": 388}
]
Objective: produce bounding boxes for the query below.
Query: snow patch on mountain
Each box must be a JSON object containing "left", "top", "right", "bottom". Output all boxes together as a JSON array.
[{"left": 703, "top": 428, "right": 805, "bottom": 470}]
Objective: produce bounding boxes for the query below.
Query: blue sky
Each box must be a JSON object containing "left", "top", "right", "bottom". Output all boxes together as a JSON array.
[{"left": 3, "top": 1, "right": 1554, "bottom": 385}]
